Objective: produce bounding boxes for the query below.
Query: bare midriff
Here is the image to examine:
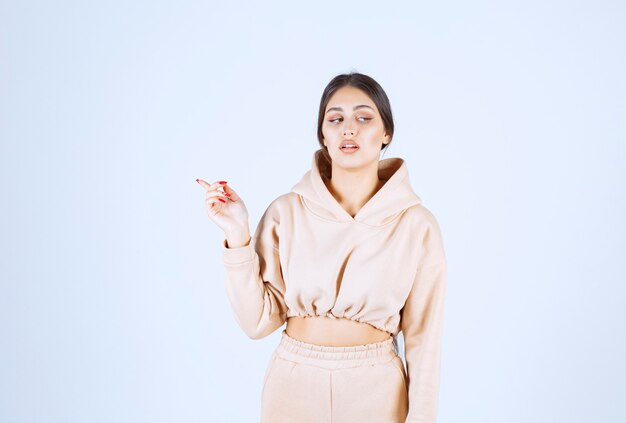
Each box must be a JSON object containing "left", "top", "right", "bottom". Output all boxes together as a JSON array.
[{"left": 285, "top": 315, "right": 392, "bottom": 347}]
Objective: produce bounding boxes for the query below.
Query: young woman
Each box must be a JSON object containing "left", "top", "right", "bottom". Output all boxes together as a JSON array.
[{"left": 197, "top": 72, "right": 447, "bottom": 423}]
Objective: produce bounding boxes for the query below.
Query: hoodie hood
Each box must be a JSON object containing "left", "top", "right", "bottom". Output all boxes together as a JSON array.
[{"left": 290, "top": 148, "right": 422, "bottom": 226}]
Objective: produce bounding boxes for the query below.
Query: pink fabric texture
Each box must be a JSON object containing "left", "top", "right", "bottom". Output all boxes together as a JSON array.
[{"left": 261, "top": 330, "right": 408, "bottom": 423}]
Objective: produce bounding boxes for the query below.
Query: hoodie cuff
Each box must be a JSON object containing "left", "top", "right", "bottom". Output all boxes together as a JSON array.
[{"left": 221, "top": 238, "right": 256, "bottom": 265}]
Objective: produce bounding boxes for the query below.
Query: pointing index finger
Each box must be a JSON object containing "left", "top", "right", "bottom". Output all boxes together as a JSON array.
[{"left": 196, "top": 178, "right": 227, "bottom": 191}]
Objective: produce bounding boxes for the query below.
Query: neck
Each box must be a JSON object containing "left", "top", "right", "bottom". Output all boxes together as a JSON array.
[{"left": 324, "top": 161, "right": 385, "bottom": 217}]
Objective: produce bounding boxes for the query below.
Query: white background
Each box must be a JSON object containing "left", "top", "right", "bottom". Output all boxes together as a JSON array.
[{"left": 1, "top": 0, "right": 625, "bottom": 422}]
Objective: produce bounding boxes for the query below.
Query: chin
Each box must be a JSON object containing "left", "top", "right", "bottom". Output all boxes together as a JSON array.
[{"left": 332, "top": 150, "right": 379, "bottom": 164}]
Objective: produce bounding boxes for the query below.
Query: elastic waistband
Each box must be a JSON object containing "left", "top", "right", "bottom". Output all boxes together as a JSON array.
[{"left": 278, "top": 329, "right": 397, "bottom": 362}]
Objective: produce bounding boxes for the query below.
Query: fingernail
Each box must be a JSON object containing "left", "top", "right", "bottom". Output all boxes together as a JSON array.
[
  {"left": 195, "top": 179, "right": 199, "bottom": 182},
  {"left": 219, "top": 181, "right": 227, "bottom": 184},
  {"left": 224, "top": 193, "right": 231, "bottom": 197},
  {"left": 219, "top": 198, "right": 226, "bottom": 203}
]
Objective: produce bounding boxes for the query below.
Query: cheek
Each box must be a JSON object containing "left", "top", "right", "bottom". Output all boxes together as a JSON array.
[
  {"left": 362, "top": 125, "right": 385, "bottom": 138},
  {"left": 322, "top": 124, "right": 340, "bottom": 138}
]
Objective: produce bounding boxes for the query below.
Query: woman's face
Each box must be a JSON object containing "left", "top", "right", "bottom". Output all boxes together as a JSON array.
[{"left": 321, "top": 86, "right": 389, "bottom": 170}]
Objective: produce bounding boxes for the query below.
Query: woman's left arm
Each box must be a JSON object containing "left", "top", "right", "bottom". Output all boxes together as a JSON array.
[{"left": 400, "top": 211, "right": 448, "bottom": 423}]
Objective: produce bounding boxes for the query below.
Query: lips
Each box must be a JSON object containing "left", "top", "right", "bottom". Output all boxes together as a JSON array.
[{"left": 340, "top": 140, "right": 359, "bottom": 149}]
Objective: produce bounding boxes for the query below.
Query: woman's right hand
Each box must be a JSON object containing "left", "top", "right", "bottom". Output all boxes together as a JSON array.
[{"left": 196, "top": 179, "right": 250, "bottom": 239}]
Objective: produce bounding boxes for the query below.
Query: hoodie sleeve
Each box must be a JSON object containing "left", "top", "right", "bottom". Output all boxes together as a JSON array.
[
  {"left": 221, "top": 201, "right": 288, "bottom": 340},
  {"left": 401, "top": 214, "right": 448, "bottom": 423}
]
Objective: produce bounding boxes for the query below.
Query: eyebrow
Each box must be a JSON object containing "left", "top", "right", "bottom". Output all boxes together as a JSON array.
[{"left": 325, "top": 104, "right": 375, "bottom": 114}]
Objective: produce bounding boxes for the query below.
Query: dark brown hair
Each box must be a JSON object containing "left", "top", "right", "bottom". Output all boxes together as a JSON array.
[{"left": 317, "top": 72, "right": 394, "bottom": 158}]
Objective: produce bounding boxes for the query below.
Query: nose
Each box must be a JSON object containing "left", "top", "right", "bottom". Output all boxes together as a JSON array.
[{"left": 343, "top": 127, "right": 355, "bottom": 137}]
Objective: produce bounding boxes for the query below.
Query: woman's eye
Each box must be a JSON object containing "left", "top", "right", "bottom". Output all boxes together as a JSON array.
[{"left": 329, "top": 117, "right": 372, "bottom": 123}]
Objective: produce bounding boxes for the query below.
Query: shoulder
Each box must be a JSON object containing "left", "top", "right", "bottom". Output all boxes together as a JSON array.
[
  {"left": 404, "top": 203, "right": 447, "bottom": 261},
  {"left": 403, "top": 203, "right": 443, "bottom": 233},
  {"left": 268, "top": 192, "right": 299, "bottom": 208},
  {"left": 261, "top": 192, "right": 300, "bottom": 220}
]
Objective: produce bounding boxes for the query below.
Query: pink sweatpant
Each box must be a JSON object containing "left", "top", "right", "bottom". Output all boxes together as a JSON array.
[{"left": 260, "top": 329, "right": 408, "bottom": 423}]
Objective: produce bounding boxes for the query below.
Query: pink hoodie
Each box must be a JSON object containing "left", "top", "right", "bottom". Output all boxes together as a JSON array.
[{"left": 221, "top": 148, "right": 448, "bottom": 422}]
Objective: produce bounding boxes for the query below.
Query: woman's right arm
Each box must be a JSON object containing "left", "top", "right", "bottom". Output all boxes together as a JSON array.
[
  {"left": 221, "top": 201, "right": 288, "bottom": 339},
  {"left": 196, "top": 178, "right": 288, "bottom": 340}
]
